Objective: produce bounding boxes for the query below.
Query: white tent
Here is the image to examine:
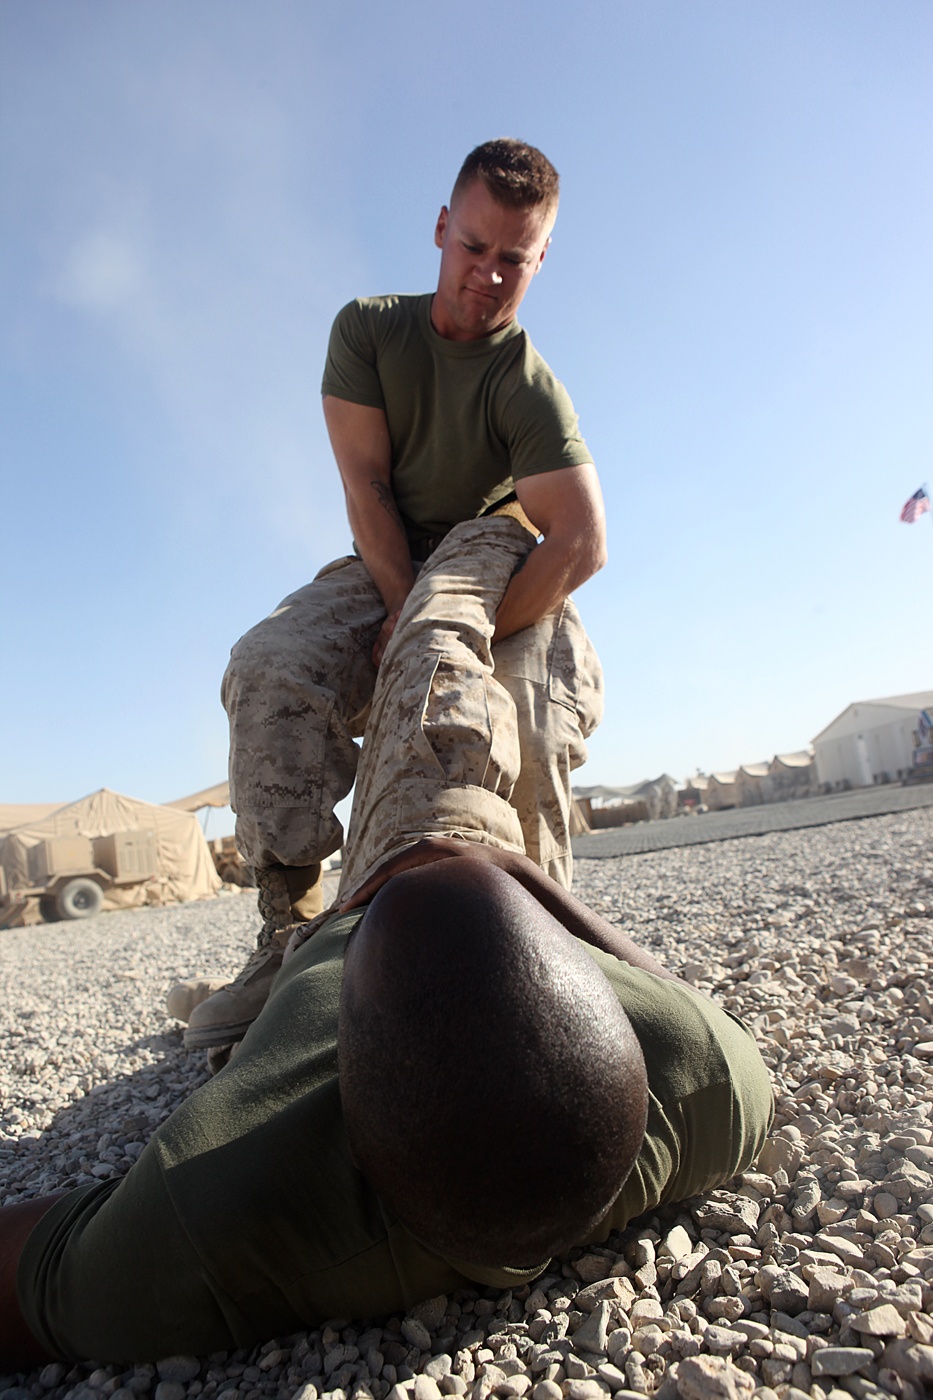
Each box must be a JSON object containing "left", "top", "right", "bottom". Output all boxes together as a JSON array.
[
  {"left": 812, "top": 691, "right": 933, "bottom": 788},
  {"left": 0, "top": 788, "right": 220, "bottom": 916}
]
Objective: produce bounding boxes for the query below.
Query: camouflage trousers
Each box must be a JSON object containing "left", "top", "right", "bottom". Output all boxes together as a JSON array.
[{"left": 222, "top": 515, "right": 603, "bottom": 894}]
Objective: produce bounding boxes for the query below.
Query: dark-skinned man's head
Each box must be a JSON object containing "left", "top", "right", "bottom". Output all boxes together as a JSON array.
[{"left": 338, "top": 859, "right": 648, "bottom": 1267}]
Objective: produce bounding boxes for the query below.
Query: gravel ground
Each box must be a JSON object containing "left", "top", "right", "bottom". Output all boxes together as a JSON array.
[{"left": 2, "top": 809, "right": 932, "bottom": 1400}]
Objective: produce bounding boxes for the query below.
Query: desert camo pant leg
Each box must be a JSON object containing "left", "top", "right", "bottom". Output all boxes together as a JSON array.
[
  {"left": 493, "top": 599, "right": 604, "bottom": 889},
  {"left": 221, "top": 558, "right": 386, "bottom": 871},
  {"left": 336, "top": 515, "right": 537, "bottom": 902}
]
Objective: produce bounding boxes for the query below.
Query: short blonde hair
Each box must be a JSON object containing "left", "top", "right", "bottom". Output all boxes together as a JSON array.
[{"left": 452, "top": 138, "right": 559, "bottom": 215}]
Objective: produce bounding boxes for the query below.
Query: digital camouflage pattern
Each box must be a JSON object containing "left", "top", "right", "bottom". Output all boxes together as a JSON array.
[{"left": 223, "top": 515, "right": 602, "bottom": 894}]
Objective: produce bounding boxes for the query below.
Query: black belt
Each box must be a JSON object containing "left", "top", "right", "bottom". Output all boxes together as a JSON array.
[{"left": 409, "top": 534, "right": 447, "bottom": 563}]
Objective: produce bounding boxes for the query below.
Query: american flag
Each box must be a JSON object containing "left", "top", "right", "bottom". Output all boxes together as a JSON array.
[{"left": 900, "top": 487, "right": 931, "bottom": 524}]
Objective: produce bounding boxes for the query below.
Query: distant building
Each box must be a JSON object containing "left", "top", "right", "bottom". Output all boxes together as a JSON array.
[
  {"left": 705, "top": 771, "right": 738, "bottom": 811},
  {"left": 812, "top": 691, "right": 933, "bottom": 788},
  {"left": 678, "top": 774, "right": 709, "bottom": 810},
  {"left": 768, "top": 750, "right": 816, "bottom": 801},
  {"left": 735, "top": 762, "right": 772, "bottom": 807},
  {"left": 574, "top": 776, "right": 678, "bottom": 826}
]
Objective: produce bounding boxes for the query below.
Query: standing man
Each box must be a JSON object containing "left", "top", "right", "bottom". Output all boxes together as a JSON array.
[{"left": 182, "top": 138, "right": 607, "bottom": 1057}]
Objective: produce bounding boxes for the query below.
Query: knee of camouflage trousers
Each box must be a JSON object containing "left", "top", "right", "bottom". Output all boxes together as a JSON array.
[
  {"left": 221, "top": 558, "right": 385, "bottom": 870},
  {"left": 337, "top": 515, "right": 590, "bottom": 901},
  {"left": 223, "top": 519, "right": 604, "bottom": 891}
]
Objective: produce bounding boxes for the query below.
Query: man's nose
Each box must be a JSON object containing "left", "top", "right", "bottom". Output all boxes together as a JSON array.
[{"left": 474, "top": 253, "right": 503, "bottom": 286}]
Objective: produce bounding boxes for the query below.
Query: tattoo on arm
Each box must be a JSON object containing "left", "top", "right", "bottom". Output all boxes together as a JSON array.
[{"left": 372, "top": 480, "right": 405, "bottom": 531}]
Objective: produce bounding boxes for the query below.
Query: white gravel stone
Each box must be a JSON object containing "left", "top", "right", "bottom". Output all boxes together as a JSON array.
[
  {"left": 675, "top": 1355, "right": 754, "bottom": 1398},
  {"left": 810, "top": 1346, "right": 876, "bottom": 1377}
]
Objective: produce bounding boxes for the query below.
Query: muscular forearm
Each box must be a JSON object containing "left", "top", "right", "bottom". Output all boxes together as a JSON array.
[
  {"left": 495, "top": 461, "right": 607, "bottom": 641},
  {"left": 493, "top": 533, "right": 603, "bottom": 641},
  {"left": 344, "top": 484, "right": 416, "bottom": 616},
  {"left": 323, "top": 395, "right": 415, "bottom": 617}
]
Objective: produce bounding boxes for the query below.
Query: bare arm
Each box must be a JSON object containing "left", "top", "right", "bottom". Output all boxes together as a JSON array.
[
  {"left": 340, "top": 837, "right": 682, "bottom": 983},
  {"left": 322, "top": 395, "right": 415, "bottom": 663},
  {"left": 494, "top": 463, "right": 607, "bottom": 642}
]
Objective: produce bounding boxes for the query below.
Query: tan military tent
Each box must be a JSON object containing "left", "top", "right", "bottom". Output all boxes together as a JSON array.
[
  {"left": 0, "top": 788, "right": 220, "bottom": 914},
  {"left": 705, "top": 771, "right": 738, "bottom": 811},
  {"left": 0, "top": 804, "right": 68, "bottom": 832},
  {"left": 768, "top": 750, "right": 815, "bottom": 800},
  {"left": 735, "top": 762, "right": 772, "bottom": 807},
  {"left": 167, "top": 782, "right": 231, "bottom": 812}
]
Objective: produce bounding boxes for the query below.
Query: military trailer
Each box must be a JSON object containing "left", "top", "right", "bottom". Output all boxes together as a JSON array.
[{"left": 0, "top": 829, "right": 159, "bottom": 926}]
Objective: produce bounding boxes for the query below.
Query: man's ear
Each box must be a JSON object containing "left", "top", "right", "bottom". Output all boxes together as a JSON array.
[
  {"left": 434, "top": 205, "right": 449, "bottom": 249},
  {"left": 534, "top": 236, "right": 551, "bottom": 274}
]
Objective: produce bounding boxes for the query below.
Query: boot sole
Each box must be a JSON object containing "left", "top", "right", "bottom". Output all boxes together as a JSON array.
[{"left": 184, "top": 1019, "right": 255, "bottom": 1049}]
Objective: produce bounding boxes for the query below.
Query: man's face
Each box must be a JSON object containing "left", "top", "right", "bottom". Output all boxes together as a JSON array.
[{"left": 431, "top": 178, "right": 554, "bottom": 342}]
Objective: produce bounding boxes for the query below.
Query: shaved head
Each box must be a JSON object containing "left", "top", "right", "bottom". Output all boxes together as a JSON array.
[{"left": 338, "top": 859, "right": 648, "bottom": 1266}]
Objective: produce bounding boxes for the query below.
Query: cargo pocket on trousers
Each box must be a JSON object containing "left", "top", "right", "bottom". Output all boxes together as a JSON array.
[
  {"left": 547, "top": 601, "right": 604, "bottom": 739},
  {"left": 416, "top": 652, "right": 519, "bottom": 793}
]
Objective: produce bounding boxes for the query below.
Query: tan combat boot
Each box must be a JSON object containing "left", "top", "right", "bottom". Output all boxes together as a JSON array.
[
  {"left": 182, "top": 862, "right": 324, "bottom": 1051},
  {"left": 165, "top": 978, "right": 229, "bottom": 1024}
]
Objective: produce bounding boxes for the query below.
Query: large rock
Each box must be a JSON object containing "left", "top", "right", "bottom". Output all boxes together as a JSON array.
[
  {"left": 572, "top": 1301, "right": 612, "bottom": 1355},
  {"left": 810, "top": 1347, "right": 876, "bottom": 1378},
  {"left": 691, "top": 1194, "right": 760, "bottom": 1234},
  {"left": 849, "top": 1303, "right": 906, "bottom": 1338},
  {"left": 676, "top": 1356, "right": 755, "bottom": 1400}
]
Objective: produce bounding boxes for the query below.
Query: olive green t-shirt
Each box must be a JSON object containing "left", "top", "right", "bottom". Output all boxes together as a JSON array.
[
  {"left": 321, "top": 295, "right": 593, "bottom": 543},
  {"left": 20, "top": 912, "right": 772, "bottom": 1362}
]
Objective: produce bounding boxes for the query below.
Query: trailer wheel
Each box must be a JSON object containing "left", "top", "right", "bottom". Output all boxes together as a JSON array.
[
  {"left": 56, "top": 878, "right": 104, "bottom": 920},
  {"left": 39, "top": 896, "right": 59, "bottom": 923}
]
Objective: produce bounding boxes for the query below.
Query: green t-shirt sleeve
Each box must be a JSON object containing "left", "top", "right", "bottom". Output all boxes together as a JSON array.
[
  {"left": 498, "top": 354, "right": 592, "bottom": 482},
  {"left": 321, "top": 300, "right": 386, "bottom": 409},
  {"left": 579, "top": 958, "right": 774, "bottom": 1241}
]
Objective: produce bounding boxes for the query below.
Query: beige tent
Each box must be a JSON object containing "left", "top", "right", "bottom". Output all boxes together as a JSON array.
[
  {"left": 0, "top": 788, "right": 220, "bottom": 916},
  {"left": 574, "top": 776, "right": 678, "bottom": 826},
  {"left": 167, "top": 781, "right": 230, "bottom": 812},
  {"left": 0, "top": 803, "right": 68, "bottom": 833},
  {"left": 705, "top": 771, "right": 738, "bottom": 811},
  {"left": 735, "top": 762, "right": 772, "bottom": 807},
  {"left": 769, "top": 750, "right": 815, "bottom": 801}
]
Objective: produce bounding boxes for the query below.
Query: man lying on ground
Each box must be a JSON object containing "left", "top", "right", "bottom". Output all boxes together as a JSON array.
[{"left": 1, "top": 835, "right": 772, "bottom": 1367}]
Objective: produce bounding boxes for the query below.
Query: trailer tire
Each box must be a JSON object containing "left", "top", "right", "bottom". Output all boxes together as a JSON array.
[
  {"left": 39, "top": 896, "right": 59, "bottom": 923},
  {"left": 56, "top": 878, "right": 104, "bottom": 921}
]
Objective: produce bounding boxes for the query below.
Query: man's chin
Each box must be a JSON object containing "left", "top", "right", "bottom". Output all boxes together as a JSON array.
[{"left": 461, "top": 301, "right": 507, "bottom": 336}]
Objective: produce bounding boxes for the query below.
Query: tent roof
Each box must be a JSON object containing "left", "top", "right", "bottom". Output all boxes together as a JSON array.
[
  {"left": 708, "top": 771, "right": 737, "bottom": 785},
  {"left": 574, "top": 776, "right": 675, "bottom": 802},
  {"left": 167, "top": 781, "right": 230, "bottom": 812},
  {"left": 738, "top": 763, "right": 771, "bottom": 778},
  {"left": 0, "top": 803, "right": 68, "bottom": 833},
  {"left": 813, "top": 690, "right": 933, "bottom": 743},
  {"left": 772, "top": 750, "right": 814, "bottom": 769}
]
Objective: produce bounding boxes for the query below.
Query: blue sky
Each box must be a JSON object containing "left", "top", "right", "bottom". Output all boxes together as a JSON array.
[{"left": 2, "top": 0, "right": 931, "bottom": 836}]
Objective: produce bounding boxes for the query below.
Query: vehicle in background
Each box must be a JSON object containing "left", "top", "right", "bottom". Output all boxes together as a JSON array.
[{"left": 0, "top": 830, "right": 158, "bottom": 926}]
